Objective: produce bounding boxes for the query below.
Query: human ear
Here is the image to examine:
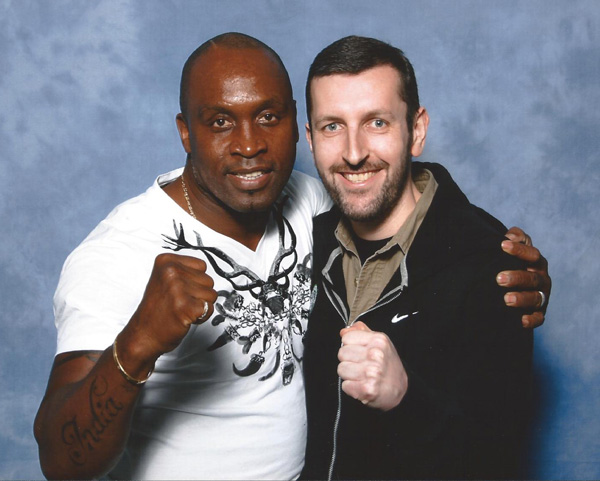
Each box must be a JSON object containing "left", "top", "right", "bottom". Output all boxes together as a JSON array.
[
  {"left": 176, "top": 113, "right": 191, "bottom": 154},
  {"left": 410, "top": 107, "right": 429, "bottom": 157},
  {"left": 304, "top": 123, "right": 313, "bottom": 153}
]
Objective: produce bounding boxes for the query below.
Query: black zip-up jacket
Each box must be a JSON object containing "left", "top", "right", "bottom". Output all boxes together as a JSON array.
[{"left": 301, "top": 162, "right": 533, "bottom": 480}]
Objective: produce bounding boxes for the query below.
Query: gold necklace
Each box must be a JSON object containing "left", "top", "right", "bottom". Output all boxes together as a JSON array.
[{"left": 181, "top": 175, "right": 197, "bottom": 220}]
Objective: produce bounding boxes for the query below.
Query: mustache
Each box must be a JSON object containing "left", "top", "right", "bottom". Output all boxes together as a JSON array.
[{"left": 329, "top": 160, "right": 386, "bottom": 174}]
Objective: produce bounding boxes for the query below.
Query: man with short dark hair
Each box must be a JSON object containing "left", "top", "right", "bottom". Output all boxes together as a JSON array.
[
  {"left": 34, "top": 33, "right": 548, "bottom": 480},
  {"left": 302, "top": 35, "right": 539, "bottom": 479}
]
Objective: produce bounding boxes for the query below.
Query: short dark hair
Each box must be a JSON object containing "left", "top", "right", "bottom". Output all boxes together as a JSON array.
[
  {"left": 305, "top": 35, "right": 420, "bottom": 128},
  {"left": 179, "top": 32, "right": 292, "bottom": 118}
]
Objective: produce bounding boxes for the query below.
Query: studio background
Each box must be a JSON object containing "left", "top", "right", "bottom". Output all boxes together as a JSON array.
[{"left": 1, "top": 1, "right": 598, "bottom": 479}]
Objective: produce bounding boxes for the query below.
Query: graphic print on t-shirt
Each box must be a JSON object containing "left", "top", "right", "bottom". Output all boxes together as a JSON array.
[{"left": 162, "top": 198, "right": 312, "bottom": 386}]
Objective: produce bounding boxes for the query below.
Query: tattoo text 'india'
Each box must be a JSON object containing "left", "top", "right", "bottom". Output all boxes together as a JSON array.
[{"left": 61, "top": 376, "right": 124, "bottom": 466}]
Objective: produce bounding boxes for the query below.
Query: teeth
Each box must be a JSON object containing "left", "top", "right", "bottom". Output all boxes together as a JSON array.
[
  {"left": 343, "top": 172, "right": 376, "bottom": 183},
  {"left": 235, "top": 171, "right": 264, "bottom": 180}
]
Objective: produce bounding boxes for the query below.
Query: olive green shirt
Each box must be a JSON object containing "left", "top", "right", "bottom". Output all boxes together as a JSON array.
[{"left": 335, "top": 168, "right": 438, "bottom": 323}]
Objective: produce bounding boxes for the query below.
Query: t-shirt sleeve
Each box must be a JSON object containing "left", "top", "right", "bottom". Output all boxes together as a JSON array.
[{"left": 54, "top": 222, "right": 153, "bottom": 355}]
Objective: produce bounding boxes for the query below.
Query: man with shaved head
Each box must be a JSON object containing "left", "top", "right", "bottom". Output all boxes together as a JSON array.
[
  {"left": 34, "top": 33, "right": 330, "bottom": 480},
  {"left": 35, "top": 33, "right": 550, "bottom": 480}
]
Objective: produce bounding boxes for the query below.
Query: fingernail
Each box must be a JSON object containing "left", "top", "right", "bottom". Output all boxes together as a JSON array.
[
  {"left": 501, "top": 240, "right": 512, "bottom": 250},
  {"left": 504, "top": 293, "right": 516, "bottom": 305},
  {"left": 497, "top": 273, "right": 508, "bottom": 285}
]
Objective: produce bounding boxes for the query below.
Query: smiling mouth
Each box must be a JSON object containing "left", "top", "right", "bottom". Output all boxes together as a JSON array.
[
  {"left": 341, "top": 171, "right": 377, "bottom": 183},
  {"left": 234, "top": 170, "right": 267, "bottom": 180}
]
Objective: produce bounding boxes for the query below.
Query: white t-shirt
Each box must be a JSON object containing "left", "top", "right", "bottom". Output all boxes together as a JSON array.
[{"left": 54, "top": 168, "right": 332, "bottom": 480}]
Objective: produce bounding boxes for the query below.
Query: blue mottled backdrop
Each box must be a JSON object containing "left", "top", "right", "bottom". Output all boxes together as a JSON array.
[{"left": 1, "top": 0, "right": 598, "bottom": 479}]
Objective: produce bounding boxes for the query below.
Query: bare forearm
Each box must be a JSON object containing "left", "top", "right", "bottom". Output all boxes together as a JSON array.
[
  {"left": 35, "top": 348, "right": 142, "bottom": 480},
  {"left": 36, "top": 253, "right": 217, "bottom": 478}
]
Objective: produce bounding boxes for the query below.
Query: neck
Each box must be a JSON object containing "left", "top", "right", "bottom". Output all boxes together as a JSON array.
[
  {"left": 163, "top": 168, "right": 270, "bottom": 251},
  {"left": 215, "top": 210, "right": 271, "bottom": 251},
  {"left": 350, "top": 179, "right": 421, "bottom": 241}
]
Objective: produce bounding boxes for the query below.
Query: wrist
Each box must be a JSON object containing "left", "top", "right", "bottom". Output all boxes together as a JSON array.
[{"left": 112, "top": 334, "right": 156, "bottom": 385}]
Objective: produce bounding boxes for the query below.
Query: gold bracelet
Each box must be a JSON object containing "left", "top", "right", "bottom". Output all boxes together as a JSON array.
[{"left": 112, "top": 338, "right": 153, "bottom": 385}]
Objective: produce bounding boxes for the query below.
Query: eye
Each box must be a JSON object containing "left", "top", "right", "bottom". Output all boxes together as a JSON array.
[
  {"left": 212, "top": 118, "right": 232, "bottom": 129},
  {"left": 324, "top": 123, "right": 339, "bottom": 132},
  {"left": 258, "top": 112, "right": 280, "bottom": 124},
  {"left": 372, "top": 119, "right": 386, "bottom": 128}
]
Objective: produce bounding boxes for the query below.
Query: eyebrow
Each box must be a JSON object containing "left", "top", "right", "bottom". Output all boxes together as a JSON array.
[
  {"left": 312, "top": 114, "right": 343, "bottom": 125},
  {"left": 313, "top": 109, "right": 395, "bottom": 124}
]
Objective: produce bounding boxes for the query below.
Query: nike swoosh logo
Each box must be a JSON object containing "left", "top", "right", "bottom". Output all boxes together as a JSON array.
[{"left": 391, "top": 311, "right": 419, "bottom": 323}]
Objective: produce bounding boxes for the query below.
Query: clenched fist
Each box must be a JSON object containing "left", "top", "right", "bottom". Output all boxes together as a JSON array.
[
  {"left": 116, "top": 253, "right": 218, "bottom": 378},
  {"left": 338, "top": 321, "right": 408, "bottom": 411}
]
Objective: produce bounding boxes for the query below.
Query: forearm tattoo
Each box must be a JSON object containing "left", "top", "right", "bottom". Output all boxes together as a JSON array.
[
  {"left": 54, "top": 351, "right": 102, "bottom": 368},
  {"left": 61, "top": 375, "right": 124, "bottom": 466}
]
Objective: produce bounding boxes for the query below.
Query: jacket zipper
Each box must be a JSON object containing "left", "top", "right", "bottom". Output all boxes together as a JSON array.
[
  {"left": 327, "top": 376, "right": 343, "bottom": 481},
  {"left": 323, "top": 278, "right": 407, "bottom": 480}
]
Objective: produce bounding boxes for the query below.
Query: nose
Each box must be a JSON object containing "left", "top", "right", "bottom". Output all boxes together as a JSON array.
[
  {"left": 342, "top": 127, "right": 369, "bottom": 165},
  {"left": 229, "top": 121, "right": 267, "bottom": 158}
]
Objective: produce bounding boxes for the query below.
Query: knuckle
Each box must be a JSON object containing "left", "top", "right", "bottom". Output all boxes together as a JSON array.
[
  {"left": 506, "top": 226, "right": 522, "bottom": 239},
  {"left": 537, "top": 313, "right": 546, "bottom": 327},
  {"left": 154, "top": 253, "right": 179, "bottom": 269},
  {"left": 523, "top": 312, "right": 544, "bottom": 329},
  {"left": 203, "top": 275, "right": 215, "bottom": 290},
  {"left": 162, "top": 264, "right": 181, "bottom": 283},
  {"left": 172, "top": 295, "right": 190, "bottom": 315},
  {"left": 155, "top": 252, "right": 174, "bottom": 264},
  {"left": 528, "top": 272, "right": 544, "bottom": 289},
  {"left": 371, "top": 332, "right": 389, "bottom": 347},
  {"left": 362, "top": 380, "right": 378, "bottom": 399},
  {"left": 195, "top": 258, "right": 208, "bottom": 271},
  {"left": 368, "top": 347, "right": 384, "bottom": 362},
  {"left": 207, "top": 288, "right": 218, "bottom": 303},
  {"left": 366, "top": 364, "right": 383, "bottom": 379},
  {"left": 529, "top": 246, "right": 541, "bottom": 262}
]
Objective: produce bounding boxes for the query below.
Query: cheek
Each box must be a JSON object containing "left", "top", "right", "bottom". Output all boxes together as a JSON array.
[
  {"left": 373, "top": 137, "right": 406, "bottom": 163},
  {"left": 190, "top": 127, "right": 225, "bottom": 152},
  {"left": 270, "top": 127, "right": 296, "bottom": 149},
  {"left": 192, "top": 138, "right": 228, "bottom": 168},
  {"left": 312, "top": 138, "right": 341, "bottom": 169}
]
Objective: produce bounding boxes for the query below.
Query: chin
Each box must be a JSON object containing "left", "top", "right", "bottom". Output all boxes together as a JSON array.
[
  {"left": 233, "top": 198, "right": 277, "bottom": 215},
  {"left": 339, "top": 196, "right": 393, "bottom": 223}
]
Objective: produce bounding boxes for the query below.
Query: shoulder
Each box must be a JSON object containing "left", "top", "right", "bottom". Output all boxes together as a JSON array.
[
  {"left": 409, "top": 163, "right": 525, "bottom": 275},
  {"left": 58, "top": 171, "right": 180, "bottom": 291},
  {"left": 420, "top": 161, "right": 508, "bottom": 251},
  {"left": 281, "top": 170, "right": 332, "bottom": 217},
  {"left": 82, "top": 170, "right": 182, "bottom": 244},
  {"left": 283, "top": 170, "right": 325, "bottom": 198}
]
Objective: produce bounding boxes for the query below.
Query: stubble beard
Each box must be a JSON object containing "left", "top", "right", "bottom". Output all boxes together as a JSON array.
[{"left": 318, "top": 151, "right": 412, "bottom": 224}]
